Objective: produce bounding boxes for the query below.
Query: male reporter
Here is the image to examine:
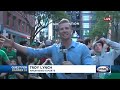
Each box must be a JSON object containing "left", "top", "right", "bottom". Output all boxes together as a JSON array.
[{"left": 0, "top": 18, "right": 93, "bottom": 79}]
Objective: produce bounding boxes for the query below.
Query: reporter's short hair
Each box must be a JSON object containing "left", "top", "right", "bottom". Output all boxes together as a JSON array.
[
  {"left": 58, "top": 18, "right": 70, "bottom": 25},
  {"left": 58, "top": 18, "right": 72, "bottom": 29}
]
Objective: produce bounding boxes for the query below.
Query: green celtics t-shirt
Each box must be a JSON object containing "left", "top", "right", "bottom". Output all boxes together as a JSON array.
[
  {"left": 1, "top": 47, "right": 7, "bottom": 53},
  {"left": 0, "top": 50, "right": 9, "bottom": 65},
  {"left": 6, "top": 50, "right": 16, "bottom": 60}
]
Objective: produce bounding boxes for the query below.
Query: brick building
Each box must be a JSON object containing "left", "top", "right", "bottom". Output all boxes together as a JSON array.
[{"left": 0, "top": 11, "right": 35, "bottom": 43}]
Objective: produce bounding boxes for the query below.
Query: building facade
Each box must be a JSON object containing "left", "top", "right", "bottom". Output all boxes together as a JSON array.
[
  {"left": 67, "top": 11, "right": 81, "bottom": 41},
  {"left": 0, "top": 11, "right": 35, "bottom": 43},
  {"left": 80, "top": 11, "right": 95, "bottom": 39},
  {"left": 52, "top": 11, "right": 96, "bottom": 40}
]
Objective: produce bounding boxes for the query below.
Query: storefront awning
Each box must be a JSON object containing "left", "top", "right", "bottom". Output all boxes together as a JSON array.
[{"left": 5, "top": 28, "right": 30, "bottom": 39}]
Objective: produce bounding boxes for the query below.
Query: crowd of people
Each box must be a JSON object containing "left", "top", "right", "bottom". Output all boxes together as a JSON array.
[{"left": 0, "top": 18, "right": 120, "bottom": 79}]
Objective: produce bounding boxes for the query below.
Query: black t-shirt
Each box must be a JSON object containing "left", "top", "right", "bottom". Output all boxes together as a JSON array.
[{"left": 16, "top": 51, "right": 28, "bottom": 65}]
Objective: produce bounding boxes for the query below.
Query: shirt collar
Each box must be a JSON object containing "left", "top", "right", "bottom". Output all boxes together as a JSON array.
[
  {"left": 59, "top": 40, "right": 76, "bottom": 49},
  {"left": 68, "top": 40, "right": 76, "bottom": 49}
]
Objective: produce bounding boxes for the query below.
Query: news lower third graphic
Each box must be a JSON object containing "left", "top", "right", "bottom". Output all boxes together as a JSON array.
[
  {"left": 1, "top": 65, "right": 119, "bottom": 73},
  {"left": 28, "top": 65, "right": 96, "bottom": 73},
  {"left": 0, "top": 65, "right": 96, "bottom": 73}
]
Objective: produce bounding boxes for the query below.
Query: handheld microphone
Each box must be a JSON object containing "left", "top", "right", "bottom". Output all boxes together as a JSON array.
[
  {"left": 60, "top": 46, "right": 67, "bottom": 61},
  {"left": 60, "top": 46, "right": 71, "bottom": 75}
]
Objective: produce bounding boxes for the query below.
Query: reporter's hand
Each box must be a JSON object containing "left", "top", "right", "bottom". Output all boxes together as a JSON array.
[{"left": 62, "top": 61, "right": 73, "bottom": 65}]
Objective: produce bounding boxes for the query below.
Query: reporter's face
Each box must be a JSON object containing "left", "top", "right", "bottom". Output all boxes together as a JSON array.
[
  {"left": 94, "top": 43, "right": 103, "bottom": 53},
  {"left": 58, "top": 23, "right": 73, "bottom": 40}
]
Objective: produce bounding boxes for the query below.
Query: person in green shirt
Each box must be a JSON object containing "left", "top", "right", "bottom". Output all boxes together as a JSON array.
[
  {"left": 0, "top": 49, "right": 10, "bottom": 65},
  {"left": 6, "top": 46, "right": 16, "bottom": 60},
  {"left": 0, "top": 46, "right": 10, "bottom": 79},
  {"left": 1, "top": 46, "right": 7, "bottom": 53},
  {"left": 0, "top": 59, "right": 24, "bottom": 79},
  {"left": 0, "top": 44, "right": 10, "bottom": 65}
]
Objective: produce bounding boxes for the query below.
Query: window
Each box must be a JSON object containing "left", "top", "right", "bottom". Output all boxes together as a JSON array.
[
  {"left": 53, "top": 25, "right": 58, "bottom": 29},
  {"left": 83, "top": 23, "right": 89, "bottom": 28},
  {"left": 82, "top": 16, "right": 90, "bottom": 21},
  {"left": 29, "top": 29, "right": 31, "bottom": 34},
  {"left": 83, "top": 30, "right": 89, "bottom": 36},
  {"left": 71, "top": 15, "right": 76, "bottom": 22},
  {"left": 76, "top": 24, "right": 80, "bottom": 28},
  {"left": 76, "top": 14, "right": 80, "bottom": 19},
  {"left": 82, "top": 11, "right": 91, "bottom": 13},
  {"left": 26, "top": 24, "right": 29, "bottom": 33},
  {"left": 18, "top": 19, "right": 21, "bottom": 31},
  {"left": 8, "top": 34, "right": 11, "bottom": 39},
  {"left": 27, "top": 25, "right": 31, "bottom": 34},
  {"left": 22, "top": 22, "right": 25, "bottom": 32},
  {"left": 26, "top": 24, "right": 27, "bottom": 33},
  {"left": 7, "top": 12, "right": 11, "bottom": 25},
  {"left": 75, "top": 11, "right": 79, "bottom": 13},
  {"left": 13, "top": 16, "right": 16, "bottom": 29}
]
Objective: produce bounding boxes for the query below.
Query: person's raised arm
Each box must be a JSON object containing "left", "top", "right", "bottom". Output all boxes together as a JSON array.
[
  {"left": 0, "top": 35, "right": 27, "bottom": 55},
  {"left": 99, "top": 37, "right": 120, "bottom": 60}
]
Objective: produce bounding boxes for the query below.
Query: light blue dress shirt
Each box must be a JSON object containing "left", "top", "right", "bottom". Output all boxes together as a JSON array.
[{"left": 26, "top": 40, "right": 93, "bottom": 79}]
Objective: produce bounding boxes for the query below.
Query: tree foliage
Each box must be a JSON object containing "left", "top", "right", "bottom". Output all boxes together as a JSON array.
[
  {"left": 89, "top": 11, "right": 109, "bottom": 39},
  {"left": 22, "top": 11, "right": 69, "bottom": 43},
  {"left": 89, "top": 11, "right": 120, "bottom": 41}
]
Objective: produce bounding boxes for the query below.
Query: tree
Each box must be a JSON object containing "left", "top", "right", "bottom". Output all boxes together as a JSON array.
[
  {"left": 90, "top": 11, "right": 120, "bottom": 42},
  {"left": 110, "top": 11, "right": 120, "bottom": 42},
  {"left": 89, "top": 11, "right": 109, "bottom": 39},
  {"left": 22, "top": 11, "right": 69, "bottom": 44}
]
